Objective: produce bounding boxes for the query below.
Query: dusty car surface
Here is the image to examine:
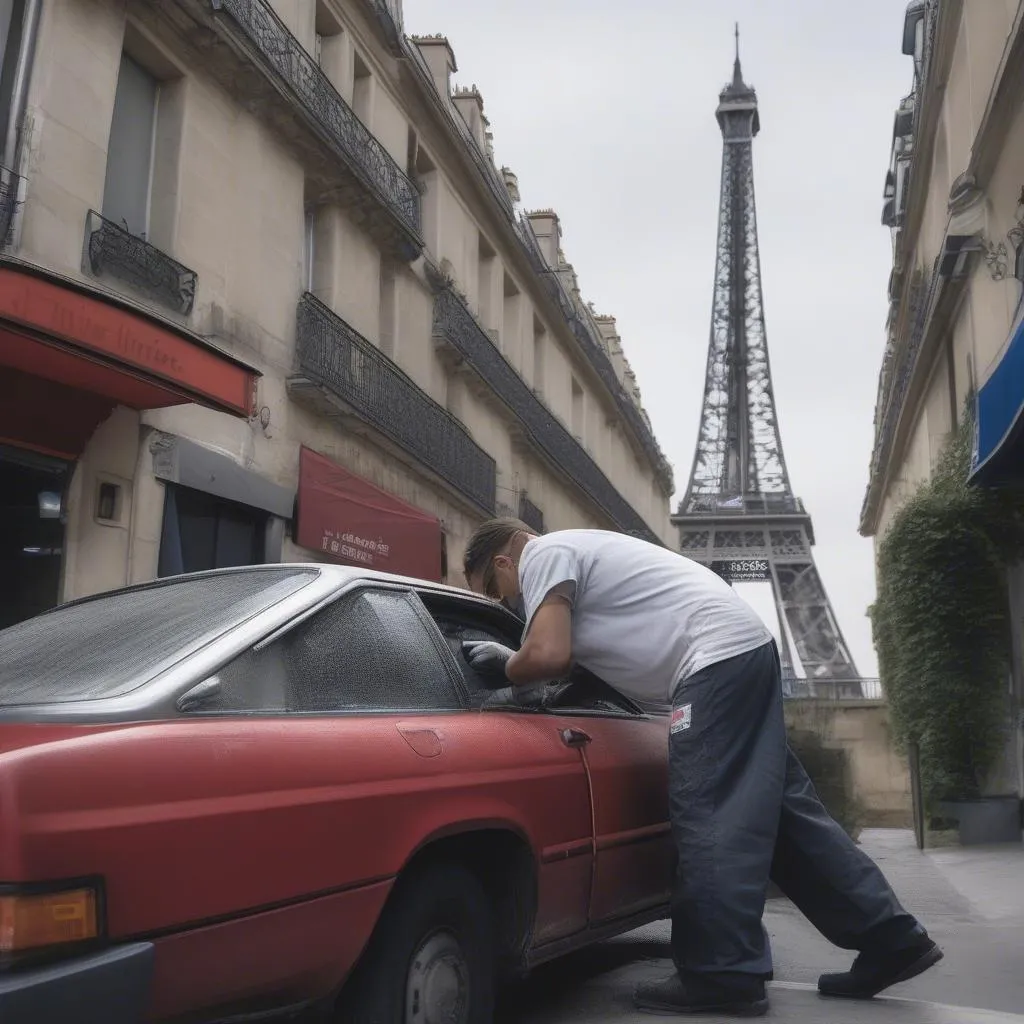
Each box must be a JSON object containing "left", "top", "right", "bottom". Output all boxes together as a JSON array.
[{"left": 0, "top": 564, "right": 671, "bottom": 1023}]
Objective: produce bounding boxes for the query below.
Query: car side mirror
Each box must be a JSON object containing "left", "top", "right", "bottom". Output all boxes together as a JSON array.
[{"left": 176, "top": 675, "right": 223, "bottom": 713}]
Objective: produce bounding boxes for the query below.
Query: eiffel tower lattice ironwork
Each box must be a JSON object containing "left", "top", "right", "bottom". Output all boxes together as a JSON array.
[{"left": 673, "top": 31, "right": 861, "bottom": 694}]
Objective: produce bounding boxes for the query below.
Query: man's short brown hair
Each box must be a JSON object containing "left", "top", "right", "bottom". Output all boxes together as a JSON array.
[{"left": 463, "top": 517, "right": 535, "bottom": 583}]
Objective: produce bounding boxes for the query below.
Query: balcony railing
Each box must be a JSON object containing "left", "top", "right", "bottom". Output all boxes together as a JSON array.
[
  {"left": 210, "top": 0, "right": 420, "bottom": 249},
  {"left": 517, "top": 216, "right": 674, "bottom": 493},
  {"left": 784, "top": 678, "right": 883, "bottom": 701},
  {"left": 432, "top": 286, "right": 660, "bottom": 543},
  {"left": 677, "top": 493, "right": 807, "bottom": 517},
  {"left": 0, "top": 166, "right": 22, "bottom": 248},
  {"left": 83, "top": 211, "right": 198, "bottom": 316},
  {"left": 361, "top": 0, "right": 404, "bottom": 55},
  {"left": 865, "top": 259, "right": 939, "bottom": 495},
  {"left": 295, "top": 293, "right": 496, "bottom": 513}
]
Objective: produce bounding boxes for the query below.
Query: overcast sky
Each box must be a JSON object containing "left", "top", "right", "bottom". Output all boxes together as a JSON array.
[{"left": 404, "top": 0, "right": 912, "bottom": 676}]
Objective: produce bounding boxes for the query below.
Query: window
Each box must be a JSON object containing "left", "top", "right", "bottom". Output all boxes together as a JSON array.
[
  {"left": 379, "top": 257, "right": 397, "bottom": 358},
  {"left": 502, "top": 272, "right": 520, "bottom": 362},
  {"left": 478, "top": 234, "right": 497, "bottom": 331},
  {"left": 532, "top": 317, "right": 546, "bottom": 394},
  {"left": 420, "top": 593, "right": 640, "bottom": 717},
  {"left": 102, "top": 53, "right": 159, "bottom": 236},
  {"left": 303, "top": 203, "right": 316, "bottom": 293},
  {"left": 353, "top": 51, "right": 372, "bottom": 124},
  {"left": 182, "top": 588, "right": 463, "bottom": 713},
  {"left": 0, "top": 569, "right": 316, "bottom": 706},
  {"left": 571, "top": 376, "right": 585, "bottom": 441},
  {"left": 158, "top": 485, "right": 268, "bottom": 578}
]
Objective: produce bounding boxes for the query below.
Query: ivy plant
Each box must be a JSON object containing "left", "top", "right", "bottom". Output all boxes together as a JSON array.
[{"left": 872, "top": 407, "right": 1024, "bottom": 807}]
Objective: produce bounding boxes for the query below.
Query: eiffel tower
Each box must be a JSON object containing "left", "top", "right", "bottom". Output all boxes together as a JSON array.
[{"left": 673, "top": 31, "right": 861, "bottom": 695}]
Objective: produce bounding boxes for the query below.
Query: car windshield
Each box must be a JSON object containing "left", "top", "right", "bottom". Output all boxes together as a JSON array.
[{"left": 0, "top": 568, "right": 318, "bottom": 706}]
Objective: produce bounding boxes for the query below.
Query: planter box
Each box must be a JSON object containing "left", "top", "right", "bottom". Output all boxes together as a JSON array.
[{"left": 936, "top": 796, "right": 1022, "bottom": 846}]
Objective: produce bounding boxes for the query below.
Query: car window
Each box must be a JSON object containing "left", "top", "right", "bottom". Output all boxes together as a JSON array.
[
  {"left": 0, "top": 568, "right": 318, "bottom": 706},
  {"left": 183, "top": 587, "right": 465, "bottom": 714},
  {"left": 417, "top": 590, "right": 642, "bottom": 716}
]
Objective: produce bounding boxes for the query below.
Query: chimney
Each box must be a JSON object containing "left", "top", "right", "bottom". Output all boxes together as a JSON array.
[
  {"left": 594, "top": 314, "right": 627, "bottom": 381},
  {"left": 412, "top": 35, "right": 457, "bottom": 98},
  {"left": 501, "top": 166, "right": 520, "bottom": 203},
  {"left": 526, "top": 209, "right": 561, "bottom": 268},
  {"left": 453, "top": 85, "right": 486, "bottom": 148}
]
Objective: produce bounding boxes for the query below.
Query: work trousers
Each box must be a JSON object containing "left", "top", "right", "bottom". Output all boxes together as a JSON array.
[{"left": 669, "top": 640, "right": 923, "bottom": 980}]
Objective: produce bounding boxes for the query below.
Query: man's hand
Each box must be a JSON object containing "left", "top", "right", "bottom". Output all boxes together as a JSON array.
[
  {"left": 462, "top": 640, "right": 514, "bottom": 677},
  {"left": 480, "top": 684, "right": 546, "bottom": 709}
]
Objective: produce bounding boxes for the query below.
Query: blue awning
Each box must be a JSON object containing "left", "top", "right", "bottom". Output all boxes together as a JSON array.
[{"left": 971, "top": 308, "right": 1024, "bottom": 485}]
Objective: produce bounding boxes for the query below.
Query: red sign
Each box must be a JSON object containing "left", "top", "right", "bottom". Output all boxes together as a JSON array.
[
  {"left": 0, "top": 267, "right": 257, "bottom": 417},
  {"left": 296, "top": 447, "right": 443, "bottom": 582}
]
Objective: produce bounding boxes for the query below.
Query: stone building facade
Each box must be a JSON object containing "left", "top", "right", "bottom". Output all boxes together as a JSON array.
[
  {"left": 861, "top": 0, "right": 1024, "bottom": 798},
  {"left": 0, "top": 0, "right": 674, "bottom": 630}
]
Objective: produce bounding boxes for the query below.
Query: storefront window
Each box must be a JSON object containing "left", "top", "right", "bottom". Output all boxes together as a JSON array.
[
  {"left": 0, "top": 445, "right": 69, "bottom": 631},
  {"left": 158, "top": 485, "right": 267, "bottom": 577}
]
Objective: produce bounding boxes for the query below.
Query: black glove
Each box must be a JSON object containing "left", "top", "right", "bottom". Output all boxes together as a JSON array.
[{"left": 462, "top": 640, "right": 514, "bottom": 677}]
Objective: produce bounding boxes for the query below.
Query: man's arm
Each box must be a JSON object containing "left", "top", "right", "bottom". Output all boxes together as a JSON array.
[{"left": 505, "top": 594, "right": 573, "bottom": 685}]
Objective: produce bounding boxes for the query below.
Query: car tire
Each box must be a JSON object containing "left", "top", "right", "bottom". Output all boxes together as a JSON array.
[{"left": 337, "top": 862, "right": 495, "bottom": 1024}]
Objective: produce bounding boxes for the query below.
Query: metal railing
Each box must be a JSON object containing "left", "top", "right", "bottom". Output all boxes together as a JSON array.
[
  {"left": 432, "top": 287, "right": 660, "bottom": 543},
  {"left": 865, "top": 259, "right": 939, "bottom": 499},
  {"left": 0, "top": 165, "right": 22, "bottom": 248},
  {"left": 679, "top": 493, "right": 807, "bottom": 516},
  {"left": 784, "top": 678, "right": 883, "bottom": 701},
  {"left": 296, "top": 293, "right": 496, "bottom": 513},
  {"left": 83, "top": 211, "right": 198, "bottom": 315},
  {"left": 211, "top": 0, "right": 420, "bottom": 241}
]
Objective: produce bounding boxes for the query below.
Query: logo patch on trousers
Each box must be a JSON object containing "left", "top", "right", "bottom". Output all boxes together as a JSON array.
[{"left": 670, "top": 703, "right": 692, "bottom": 735}]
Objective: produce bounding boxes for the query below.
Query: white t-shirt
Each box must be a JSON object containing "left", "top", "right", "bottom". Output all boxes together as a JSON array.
[{"left": 519, "top": 530, "right": 772, "bottom": 703}]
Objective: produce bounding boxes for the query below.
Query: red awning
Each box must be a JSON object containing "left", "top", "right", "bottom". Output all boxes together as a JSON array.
[
  {"left": 296, "top": 447, "right": 443, "bottom": 582},
  {"left": 0, "top": 265, "right": 258, "bottom": 457}
]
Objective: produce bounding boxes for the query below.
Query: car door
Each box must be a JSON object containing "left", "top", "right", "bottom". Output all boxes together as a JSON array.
[
  {"left": 415, "top": 589, "right": 594, "bottom": 945},
  {"left": 150, "top": 581, "right": 597, "bottom": 1018},
  {"left": 549, "top": 669, "right": 673, "bottom": 925}
]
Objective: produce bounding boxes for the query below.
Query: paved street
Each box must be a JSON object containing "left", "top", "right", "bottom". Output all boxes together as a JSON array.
[{"left": 499, "top": 831, "right": 1024, "bottom": 1023}]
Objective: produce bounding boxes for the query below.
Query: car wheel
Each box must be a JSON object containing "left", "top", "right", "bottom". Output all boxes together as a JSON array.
[{"left": 338, "top": 862, "right": 495, "bottom": 1024}]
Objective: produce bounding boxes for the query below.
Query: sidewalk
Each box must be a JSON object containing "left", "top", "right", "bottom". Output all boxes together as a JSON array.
[{"left": 500, "top": 830, "right": 1024, "bottom": 1023}]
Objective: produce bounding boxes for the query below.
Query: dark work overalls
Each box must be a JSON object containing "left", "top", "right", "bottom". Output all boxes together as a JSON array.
[{"left": 668, "top": 640, "right": 924, "bottom": 981}]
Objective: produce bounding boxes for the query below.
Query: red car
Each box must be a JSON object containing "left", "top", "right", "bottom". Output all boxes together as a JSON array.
[{"left": 0, "top": 565, "right": 671, "bottom": 1023}]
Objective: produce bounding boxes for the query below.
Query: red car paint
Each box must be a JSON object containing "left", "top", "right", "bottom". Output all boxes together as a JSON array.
[{"left": 0, "top": 706, "right": 670, "bottom": 1019}]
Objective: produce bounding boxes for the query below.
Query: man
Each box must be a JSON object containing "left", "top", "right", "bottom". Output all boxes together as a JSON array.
[{"left": 462, "top": 519, "right": 941, "bottom": 1018}]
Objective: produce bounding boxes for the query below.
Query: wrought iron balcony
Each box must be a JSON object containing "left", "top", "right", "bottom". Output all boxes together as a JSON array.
[
  {"left": 83, "top": 211, "right": 197, "bottom": 316},
  {"left": 518, "top": 492, "right": 545, "bottom": 533},
  {"left": 294, "top": 293, "right": 496, "bottom": 513},
  {"left": 360, "top": 0, "right": 404, "bottom": 55},
  {"left": 517, "top": 217, "right": 674, "bottom": 493},
  {"left": 432, "top": 287, "right": 660, "bottom": 543},
  {"left": 209, "top": 0, "right": 421, "bottom": 256},
  {"left": 863, "top": 259, "right": 939, "bottom": 512}
]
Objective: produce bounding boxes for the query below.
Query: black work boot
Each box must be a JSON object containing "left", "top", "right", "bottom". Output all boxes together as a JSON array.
[
  {"left": 818, "top": 937, "right": 943, "bottom": 999},
  {"left": 634, "top": 973, "right": 769, "bottom": 1017}
]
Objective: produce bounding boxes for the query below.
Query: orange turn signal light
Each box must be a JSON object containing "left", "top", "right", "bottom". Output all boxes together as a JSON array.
[{"left": 0, "top": 887, "right": 98, "bottom": 953}]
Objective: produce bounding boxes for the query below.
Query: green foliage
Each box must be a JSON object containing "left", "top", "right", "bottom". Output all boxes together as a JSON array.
[{"left": 872, "top": 409, "right": 1024, "bottom": 805}]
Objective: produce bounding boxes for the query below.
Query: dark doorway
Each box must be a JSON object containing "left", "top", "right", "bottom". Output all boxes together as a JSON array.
[
  {"left": 0, "top": 446, "right": 70, "bottom": 631},
  {"left": 158, "top": 484, "right": 267, "bottom": 577}
]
